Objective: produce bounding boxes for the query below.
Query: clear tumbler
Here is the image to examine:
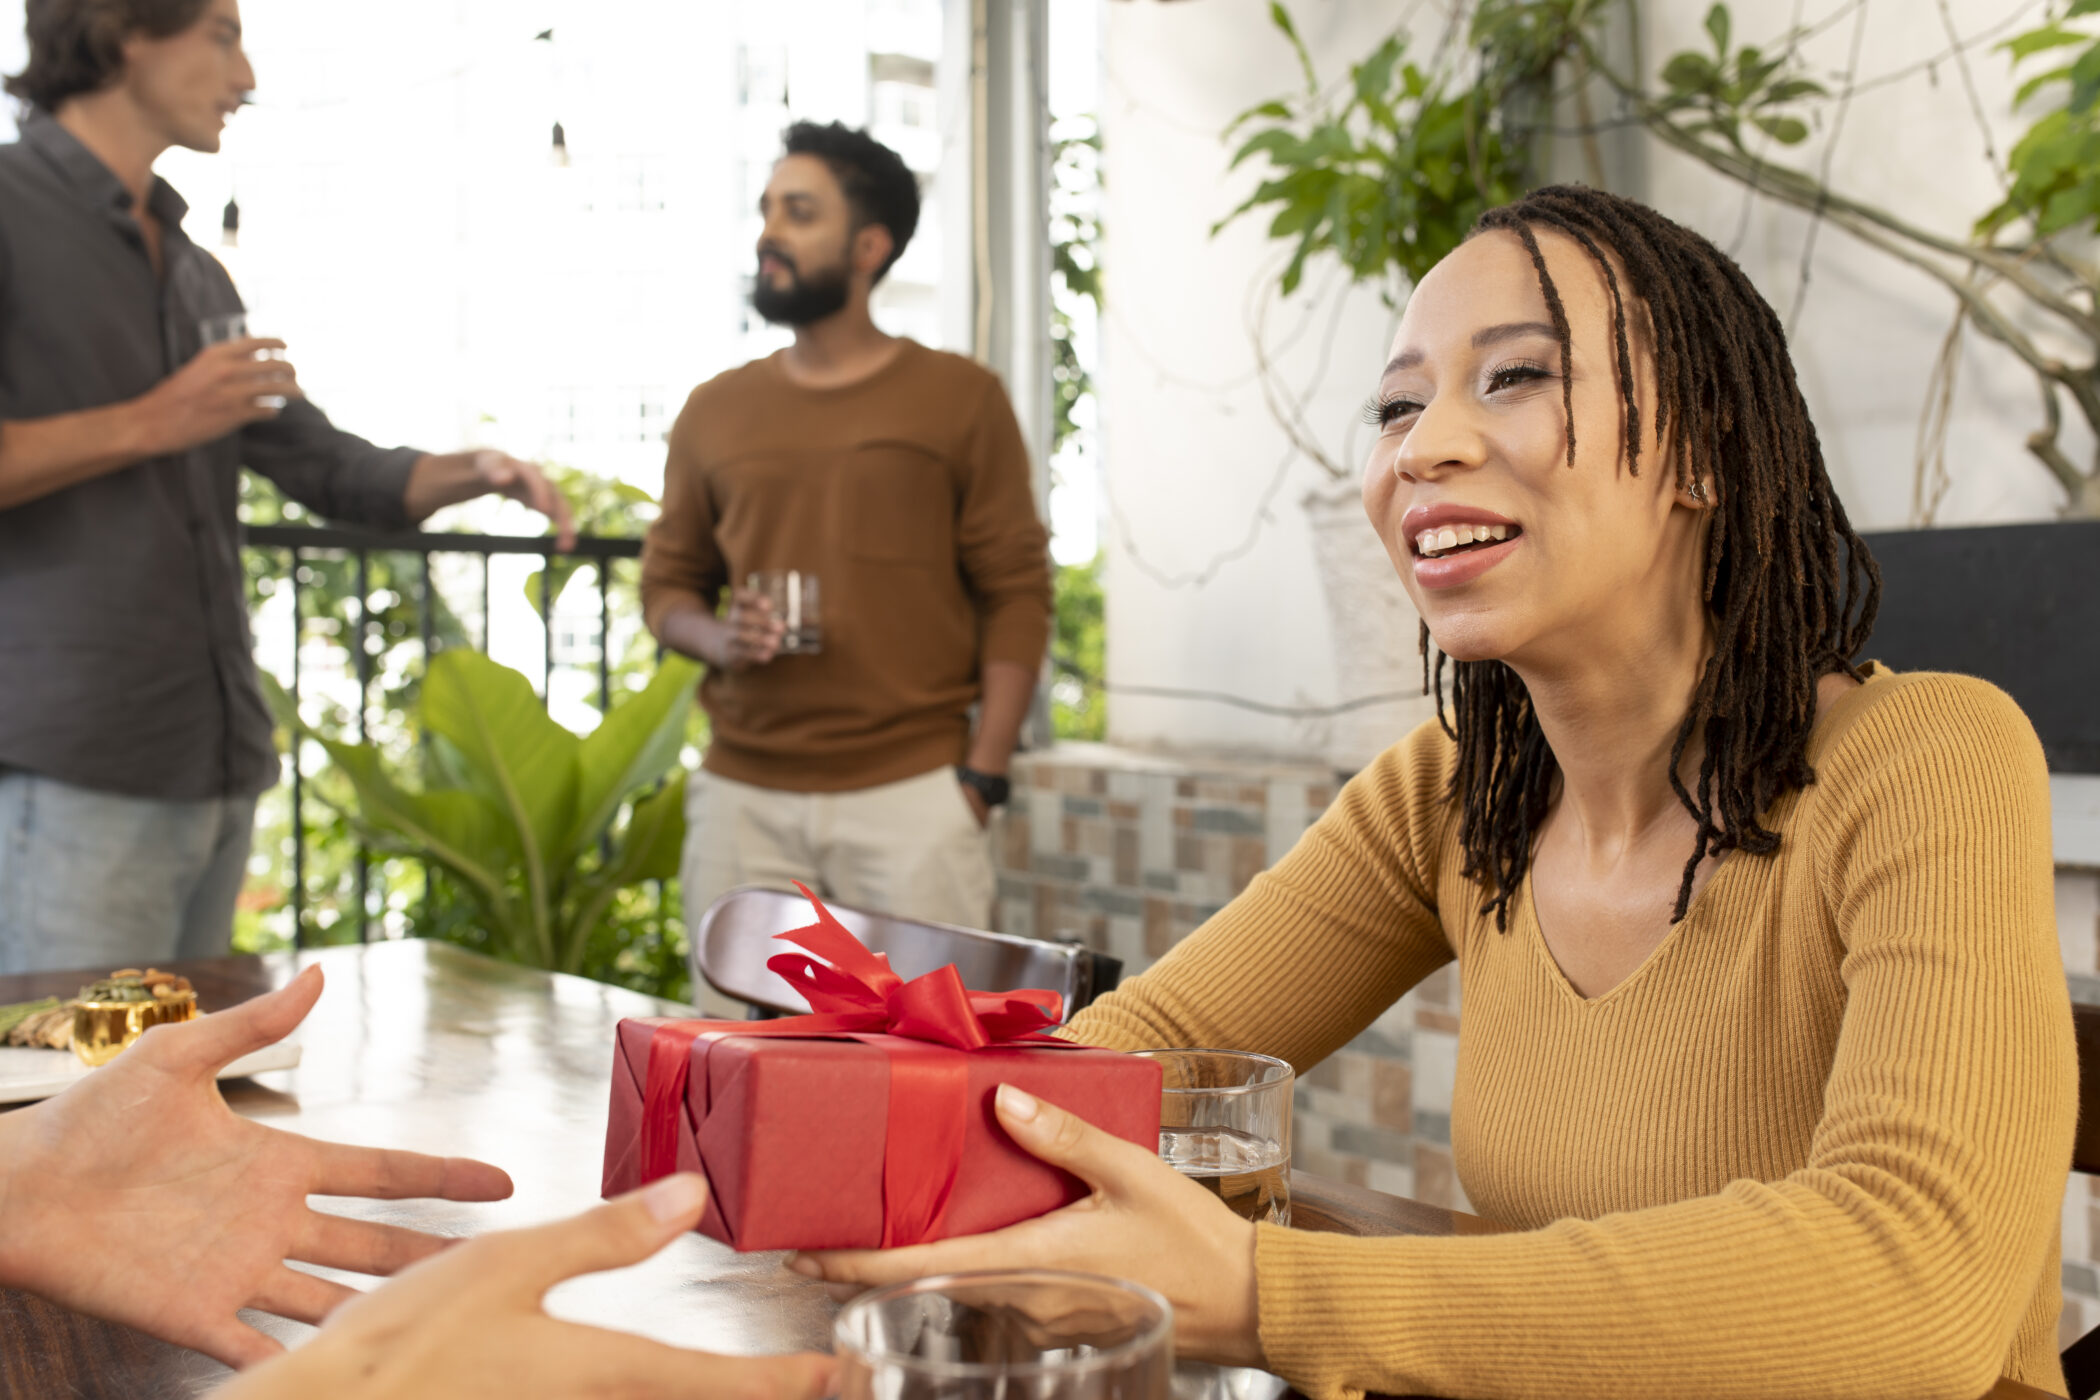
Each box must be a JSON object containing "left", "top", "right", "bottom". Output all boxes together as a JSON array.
[{"left": 834, "top": 1269, "right": 1172, "bottom": 1400}]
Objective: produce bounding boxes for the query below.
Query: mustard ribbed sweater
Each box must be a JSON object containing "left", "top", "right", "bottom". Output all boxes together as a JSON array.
[{"left": 1065, "top": 669, "right": 2075, "bottom": 1400}]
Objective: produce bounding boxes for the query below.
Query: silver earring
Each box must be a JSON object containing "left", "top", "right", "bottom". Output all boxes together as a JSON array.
[{"left": 1690, "top": 478, "right": 1707, "bottom": 503}]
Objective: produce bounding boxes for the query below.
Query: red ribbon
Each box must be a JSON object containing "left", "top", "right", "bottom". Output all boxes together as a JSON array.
[{"left": 640, "top": 883, "right": 1072, "bottom": 1247}]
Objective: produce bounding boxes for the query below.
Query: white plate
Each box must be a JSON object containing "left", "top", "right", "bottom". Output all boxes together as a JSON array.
[{"left": 0, "top": 1040, "right": 301, "bottom": 1104}]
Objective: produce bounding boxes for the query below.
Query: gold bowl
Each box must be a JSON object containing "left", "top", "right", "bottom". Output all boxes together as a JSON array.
[{"left": 71, "top": 992, "right": 196, "bottom": 1067}]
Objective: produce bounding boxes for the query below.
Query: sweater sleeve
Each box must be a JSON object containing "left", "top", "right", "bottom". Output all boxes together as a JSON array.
[
  {"left": 640, "top": 388, "right": 727, "bottom": 638},
  {"left": 1252, "top": 675, "right": 2075, "bottom": 1400},
  {"left": 1061, "top": 720, "right": 1458, "bottom": 1071},
  {"left": 954, "top": 372, "right": 1051, "bottom": 672}
]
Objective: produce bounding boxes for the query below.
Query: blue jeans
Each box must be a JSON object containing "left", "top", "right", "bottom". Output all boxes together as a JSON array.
[{"left": 0, "top": 771, "right": 257, "bottom": 975}]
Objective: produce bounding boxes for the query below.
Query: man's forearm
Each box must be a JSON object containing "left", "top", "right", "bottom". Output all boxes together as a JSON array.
[
  {"left": 400, "top": 451, "right": 485, "bottom": 524},
  {"left": 652, "top": 598, "right": 727, "bottom": 669},
  {"left": 967, "top": 660, "right": 1036, "bottom": 774},
  {"left": 0, "top": 403, "right": 157, "bottom": 511}
]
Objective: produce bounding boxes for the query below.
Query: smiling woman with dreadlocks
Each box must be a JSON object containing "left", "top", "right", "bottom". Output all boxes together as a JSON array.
[{"left": 789, "top": 186, "right": 2075, "bottom": 1400}]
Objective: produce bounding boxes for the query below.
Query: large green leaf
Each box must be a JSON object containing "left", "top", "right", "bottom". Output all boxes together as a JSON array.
[
  {"left": 422, "top": 650, "right": 580, "bottom": 869},
  {"left": 560, "top": 774, "right": 687, "bottom": 974},
  {"left": 568, "top": 656, "right": 701, "bottom": 858},
  {"left": 313, "top": 738, "right": 517, "bottom": 920}
]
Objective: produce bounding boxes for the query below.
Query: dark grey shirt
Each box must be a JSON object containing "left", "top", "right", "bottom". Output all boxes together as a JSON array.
[{"left": 0, "top": 113, "right": 422, "bottom": 801}]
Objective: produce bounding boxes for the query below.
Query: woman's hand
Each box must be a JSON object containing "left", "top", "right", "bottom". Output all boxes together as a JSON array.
[
  {"left": 789, "top": 1084, "right": 1266, "bottom": 1368},
  {"left": 0, "top": 965, "right": 514, "bottom": 1368},
  {"left": 220, "top": 1175, "right": 837, "bottom": 1400}
]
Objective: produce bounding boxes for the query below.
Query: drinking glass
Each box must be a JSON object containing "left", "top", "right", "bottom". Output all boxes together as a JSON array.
[
  {"left": 198, "top": 310, "right": 286, "bottom": 409},
  {"left": 746, "top": 569, "right": 822, "bottom": 654},
  {"left": 1135, "top": 1049, "right": 1293, "bottom": 1226},
  {"left": 834, "top": 1270, "right": 1172, "bottom": 1400}
]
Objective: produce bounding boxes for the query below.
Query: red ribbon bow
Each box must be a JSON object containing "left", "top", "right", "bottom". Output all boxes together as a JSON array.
[
  {"left": 640, "top": 883, "right": 1072, "bottom": 1247},
  {"left": 765, "top": 882, "right": 1065, "bottom": 1048}
]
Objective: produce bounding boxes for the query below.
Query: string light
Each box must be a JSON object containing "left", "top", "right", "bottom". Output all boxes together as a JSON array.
[
  {"left": 220, "top": 194, "right": 240, "bottom": 248},
  {"left": 551, "top": 121, "right": 570, "bottom": 167}
]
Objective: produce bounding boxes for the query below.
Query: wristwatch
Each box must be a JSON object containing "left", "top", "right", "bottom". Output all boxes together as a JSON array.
[{"left": 955, "top": 765, "right": 1012, "bottom": 808}]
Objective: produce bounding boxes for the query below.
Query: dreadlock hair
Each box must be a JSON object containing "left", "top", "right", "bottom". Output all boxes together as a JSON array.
[{"left": 1429, "top": 184, "right": 1881, "bottom": 930}]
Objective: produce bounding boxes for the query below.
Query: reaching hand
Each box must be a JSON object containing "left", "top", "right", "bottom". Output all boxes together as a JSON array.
[
  {"left": 0, "top": 965, "right": 514, "bottom": 1368},
  {"left": 789, "top": 1083, "right": 1266, "bottom": 1368},
  {"left": 218, "top": 1174, "right": 838, "bottom": 1400},
  {"left": 473, "top": 450, "right": 578, "bottom": 551},
  {"left": 135, "top": 338, "right": 301, "bottom": 454}
]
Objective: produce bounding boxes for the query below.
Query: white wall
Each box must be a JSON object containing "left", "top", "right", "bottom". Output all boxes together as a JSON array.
[{"left": 1097, "top": 0, "right": 2062, "bottom": 761}]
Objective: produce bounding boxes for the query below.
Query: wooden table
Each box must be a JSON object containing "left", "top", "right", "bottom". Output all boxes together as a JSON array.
[{"left": 0, "top": 943, "right": 2061, "bottom": 1400}]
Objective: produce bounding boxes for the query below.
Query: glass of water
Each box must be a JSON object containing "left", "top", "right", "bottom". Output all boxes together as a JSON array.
[
  {"left": 198, "top": 310, "right": 286, "bottom": 409},
  {"left": 745, "top": 569, "right": 821, "bottom": 654},
  {"left": 1135, "top": 1049, "right": 1293, "bottom": 1226},
  {"left": 835, "top": 1270, "right": 1172, "bottom": 1400}
]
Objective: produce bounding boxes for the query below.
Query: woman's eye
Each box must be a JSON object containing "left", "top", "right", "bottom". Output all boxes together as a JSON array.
[
  {"left": 1362, "top": 395, "right": 1423, "bottom": 428},
  {"left": 1486, "top": 363, "right": 1550, "bottom": 393}
]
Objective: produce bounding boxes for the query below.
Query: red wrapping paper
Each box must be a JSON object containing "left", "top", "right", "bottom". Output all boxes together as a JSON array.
[
  {"left": 601, "top": 1019, "right": 1162, "bottom": 1250},
  {"left": 599, "top": 883, "right": 1162, "bottom": 1251}
]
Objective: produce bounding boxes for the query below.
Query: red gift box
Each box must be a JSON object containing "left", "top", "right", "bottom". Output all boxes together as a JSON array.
[{"left": 601, "top": 885, "right": 1162, "bottom": 1252}]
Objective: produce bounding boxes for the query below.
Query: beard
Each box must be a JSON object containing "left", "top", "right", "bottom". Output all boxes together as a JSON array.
[{"left": 751, "top": 253, "right": 851, "bottom": 326}]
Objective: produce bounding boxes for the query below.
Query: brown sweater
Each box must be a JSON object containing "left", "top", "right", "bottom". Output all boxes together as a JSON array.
[
  {"left": 641, "top": 341, "right": 1051, "bottom": 792},
  {"left": 1067, "top": 667, "right": 2075, "bottom": 1400}
]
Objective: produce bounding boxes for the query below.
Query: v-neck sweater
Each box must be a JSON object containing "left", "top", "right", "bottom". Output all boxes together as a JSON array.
[{"left": 1064, "top": 667, "right": 2075, "bottom": 1400}]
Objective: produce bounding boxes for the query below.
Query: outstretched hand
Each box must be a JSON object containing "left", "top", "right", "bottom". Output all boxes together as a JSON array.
[
  {"left": 789, "top": 1083, "right": 1267, "bottom": 1368},
  {"left": 473, "top": 449, "right": 578, "bottom": 551},
  {"left": 0, "top": 965, "right": 513, "bottom": 1367},
  {"left": 219, "top": 1174, "right": 838, "bottom": 1400}
]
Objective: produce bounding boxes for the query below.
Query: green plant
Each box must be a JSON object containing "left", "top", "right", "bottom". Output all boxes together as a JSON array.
[
  {"left": 269, "top": 649, "right": 700, "bottom": 977},
  {"left": 1216, "top": 6, "right": 1530, "bottom": 300},
  {"left": 1051, "top": 554, "right": 1106, "bottom": 741}
]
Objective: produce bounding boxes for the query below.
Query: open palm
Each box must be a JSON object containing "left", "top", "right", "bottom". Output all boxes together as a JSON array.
[{"left": 0, "top": 965, "right": 512, "bottom": 1366}]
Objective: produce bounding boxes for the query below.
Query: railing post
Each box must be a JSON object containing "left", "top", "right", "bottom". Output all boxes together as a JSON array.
[
  {"left": 289, "top": 546, "right": 305, "bottom": 950},
  {"left": 420, "top": 550, "right": 435, "bottom": 940},
  {"left": 541, "top": 549, "right": 555, "bottom": 706},
  {"left": 599, "top": 554, "right": 612, "bottom": 716},
  {"left": 355, "top": 548, "right": 372, "bottom": 944}
]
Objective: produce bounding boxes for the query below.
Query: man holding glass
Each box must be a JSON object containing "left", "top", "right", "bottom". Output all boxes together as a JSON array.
[
  {"left": 642, "top": 121, "right": 1051, "bottom": 984},
  {"left": 0, "top": 0, "right": 574, "bottom": 974}
]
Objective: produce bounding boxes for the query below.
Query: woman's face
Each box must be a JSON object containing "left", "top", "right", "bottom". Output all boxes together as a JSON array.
[{"left": 1362, "top": 228, "right": 1709, "bottom": 674}]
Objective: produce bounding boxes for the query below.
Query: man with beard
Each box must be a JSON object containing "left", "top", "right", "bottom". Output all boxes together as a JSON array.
[{"left": 641, "top": 121, "right": 1050, "bottom": 984}]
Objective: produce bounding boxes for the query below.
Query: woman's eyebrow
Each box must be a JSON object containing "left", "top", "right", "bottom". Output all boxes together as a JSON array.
[
  {"left": 1472, "top": 320, "right": 1558, "bottom": 348},
  {"left": 1383, "top": 320, "right": 1561, "bottom": 376}
]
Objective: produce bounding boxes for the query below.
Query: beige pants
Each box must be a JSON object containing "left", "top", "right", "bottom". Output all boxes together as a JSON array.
[{"left": 680, "top": 765, "right": 996, "bottom": 1015}]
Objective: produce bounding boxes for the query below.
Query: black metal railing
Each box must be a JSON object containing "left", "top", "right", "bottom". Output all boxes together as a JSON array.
[{"left": 243, "top": 524, "right": 646, "bottom": 947}]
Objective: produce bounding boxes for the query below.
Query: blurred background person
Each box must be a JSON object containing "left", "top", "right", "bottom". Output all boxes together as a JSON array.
[
  {"left": 642, "top": 120, "right": 1050, "bottom": 983},
  {"left": 0, "top": 0, "right": 574, "bottom": 975}
]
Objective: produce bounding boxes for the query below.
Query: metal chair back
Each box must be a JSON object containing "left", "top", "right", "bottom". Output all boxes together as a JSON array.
[{"left": 691, "top": 885, "right": 1122, "bottom": 1022}]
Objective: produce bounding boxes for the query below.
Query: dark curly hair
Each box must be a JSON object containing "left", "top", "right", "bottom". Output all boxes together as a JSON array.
[
  {"left": 782, "top": 119, "right": 920, "bottom": 282},
  {"left": 1426, "top": 184, "right": 1881, "bottom": 928},
  {"left": 5, "top": 0, "right": 211, "bottom": 112}
]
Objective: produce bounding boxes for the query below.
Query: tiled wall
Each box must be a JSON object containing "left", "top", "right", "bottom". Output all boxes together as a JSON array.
[
  {"left": 993, "top": 742, "right": 1468, "bottom": 1211},
  {"left": 996, "top": 745, "right": 2100, "bottom": 1338}
]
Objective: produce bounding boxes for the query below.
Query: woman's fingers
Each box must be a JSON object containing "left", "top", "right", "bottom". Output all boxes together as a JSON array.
[
  {"left": 306, "top": 1139, "right": 514, "bottom": 1203},
  {"left": 249, "top": 1263, "right": 360, "bottom": 1326},
  {"left": 293, "top": 1208, "right": 457, "bottom": 1277},
  {"left": 992, "top": 1084, "right": 1161, "bottom": 1191},
  {"left": 789, "top": 1218, "right": 1035, "bottom": 1287}
]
